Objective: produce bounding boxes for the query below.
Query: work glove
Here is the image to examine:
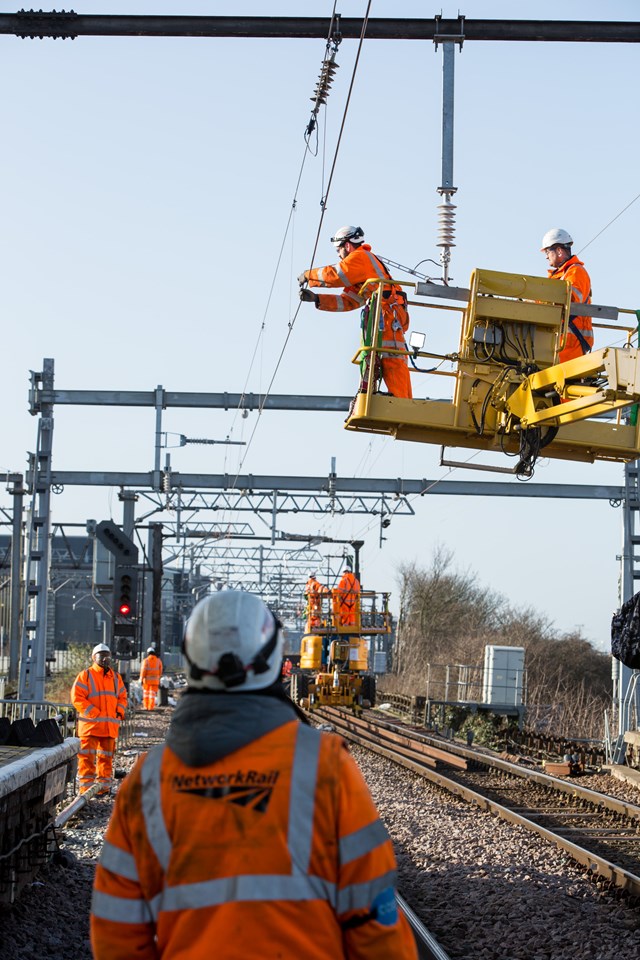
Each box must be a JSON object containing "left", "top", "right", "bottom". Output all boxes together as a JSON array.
[
  {"left": 116, "top": 709, "right": 125, "bottom": 721},
  {"left": 299, "top": 288, "right": 319, "bottom": 305},
  {"left": 297, "top": 271, "right": 308, "bottom": 286}
]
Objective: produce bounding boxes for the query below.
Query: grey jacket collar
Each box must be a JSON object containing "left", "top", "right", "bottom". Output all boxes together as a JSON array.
[{"left": 166, "top": 691, "right": 299, "bottom": 768}]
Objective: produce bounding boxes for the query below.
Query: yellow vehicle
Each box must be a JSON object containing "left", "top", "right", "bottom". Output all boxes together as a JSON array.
[
  {"left": 290, "top": 589, "right": 391, "bottom": 714},
  {"left": 346, "top": 268, "right": 640, "bottom": 478}
]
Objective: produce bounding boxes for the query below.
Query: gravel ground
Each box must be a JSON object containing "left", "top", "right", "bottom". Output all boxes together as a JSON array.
[
  {"left": 2, "top": 713, "right": 640, "bottom": 960},
  {"left": 0, "top": 708, "right": 169, "bottom": 960},
  {"left": 352, "top": 744, "right": 640, "bottom": 960}
]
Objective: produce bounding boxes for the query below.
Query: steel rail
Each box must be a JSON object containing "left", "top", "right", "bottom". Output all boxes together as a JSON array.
[
  {"left": 365, "top": 711, "right": 640, "bottom": 820},
  {"left": 316, "top": 708, "right": 640, "bottom": 899},
  {"left": 397, "top": 893, "right": 451, "bottom": 960}
]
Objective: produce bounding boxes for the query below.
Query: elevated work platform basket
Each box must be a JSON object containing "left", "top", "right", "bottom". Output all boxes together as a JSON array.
[{"left": 345, "top": 268, "right": 640, "bottom": 468}]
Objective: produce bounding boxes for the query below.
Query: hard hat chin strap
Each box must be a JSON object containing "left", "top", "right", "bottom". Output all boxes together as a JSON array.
[{"left": 183, "top": 614, "right": 283, "bottom": 689}]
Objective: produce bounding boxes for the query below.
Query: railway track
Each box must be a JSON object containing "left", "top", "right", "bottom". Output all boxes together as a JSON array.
[{"left": 314, "top": 706, "right": 640, "bottom": 901}]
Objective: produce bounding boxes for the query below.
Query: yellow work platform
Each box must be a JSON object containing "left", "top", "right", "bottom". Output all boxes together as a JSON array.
[{"left": 346, "top": 268, "right": 640, "bottom": 474}]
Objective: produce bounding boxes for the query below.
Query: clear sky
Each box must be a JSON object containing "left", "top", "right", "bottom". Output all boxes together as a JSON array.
[{"left": 1, "top": 1, "right": 638, "bottom": 650}]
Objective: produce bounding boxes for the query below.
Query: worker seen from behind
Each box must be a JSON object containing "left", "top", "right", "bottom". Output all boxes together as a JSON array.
[
  {"left": 91, "top": 590, "right": 417, "bottom": 959},
  {"left": 541, "top": 227, "right": 593, "bottom": 363},
  {"left": 299, "top": 225, "right": 413, "bottom": 398},
  {"left": 333, "top": 562, "right": 361, "bottom": 628},
  {"left": 281, "top": 656, "right": 293, "bottom": 679},
  {"left": 305, "top": 569, "right": 329, "bottom": 632},
  {"left": 139, "top": 645, "right": 163, "bottom": 711},
  {"left": 71, "top": 643, "right": 127, "bottom": 796}
]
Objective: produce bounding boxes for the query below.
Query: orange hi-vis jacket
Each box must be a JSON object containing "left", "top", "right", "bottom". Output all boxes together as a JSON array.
[
  {"left": 306, "top": 245, "right": 409, "bottom": 361},
  {"left": 140, "top": 653, "right": 163, "bottom": 688},
  {"left": 305, "top": 576, "right": 328, "bottom": 623},
  {"left": 333, "top": 571, "right": 361, "bottom": 627},
  {"left": 547, "top": 255, "right": 593, "bottom": 362},
  {"left": 91, "top": 700, "right": 417, "bottom": 960},
  {"left": 71, "top": 663, "right": 127, "bottom": 739}
]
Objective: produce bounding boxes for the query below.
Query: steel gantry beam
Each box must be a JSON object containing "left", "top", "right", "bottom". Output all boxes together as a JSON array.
[
  {"left": 1, "top": 13, "right": 640, "bottom": 43},
  {"left": 47, "top": 471, "right": 624, "bottom": 502}
]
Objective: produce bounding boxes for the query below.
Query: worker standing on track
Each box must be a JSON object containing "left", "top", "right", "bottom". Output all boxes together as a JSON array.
[
  {"left": 540, "top": 227, "right": 593, "bottom": 363},
  {"left": 139, "top": 645, "right": 163, "bottom": 711},
  {"left": 299, "top": 225, "right": 413, "bottom": 399},
  {"left": 71, "top": 643, "right": 127, "bottom": 796},
  {"left": 305, "top": 570, "right": 328, "bottom": 632},
  {"left": 333, "top": 563, "right": 361, "bottom": 628},
  {"left": 91, "top": 590, "right": 417, "bottom": 960}
]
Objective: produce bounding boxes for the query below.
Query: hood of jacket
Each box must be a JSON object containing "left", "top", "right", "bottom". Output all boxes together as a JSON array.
[{"left": 165, "top": 689, "right": 300, "bottom": 767}]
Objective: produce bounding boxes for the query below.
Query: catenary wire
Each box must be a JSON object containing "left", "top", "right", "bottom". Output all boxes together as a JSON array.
[
  {"left": 226, "top": 1, "right": 373, "bottom": 486},
  {"left": 578, "top": 190, "right": 640, "bottom": 254}
]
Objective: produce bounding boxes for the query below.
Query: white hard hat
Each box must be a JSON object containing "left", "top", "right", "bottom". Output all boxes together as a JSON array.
[
  {"left": 92, "top": 643, "right": 111, "bottom": 656},
  {"left": 147, "top": 647, "right": 156, "bottom": 655},
  {"left": 183, "top": 590, "right": 283, "bottom": 692},
  {"left": 540, "top": 228, "right": 573, "bottom": 251},
  {"left": 331, "top": 225, "right": 365, "bottom": 249}
]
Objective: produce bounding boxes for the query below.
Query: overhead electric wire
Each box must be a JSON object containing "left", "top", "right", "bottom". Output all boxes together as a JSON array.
[
  {"left": 227, "top": 0, "right": 373, "bottom": 484},
  {"left": 578, "top": 189, "right": 640, "bottom": 254},
  {"left": 214, "top": 1, "right": 370, "bottom": 540}
]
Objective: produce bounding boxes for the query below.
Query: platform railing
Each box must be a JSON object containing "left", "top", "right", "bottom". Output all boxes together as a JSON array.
[{"left": 0, "top": 698, "right": 76, "bottom": 737}]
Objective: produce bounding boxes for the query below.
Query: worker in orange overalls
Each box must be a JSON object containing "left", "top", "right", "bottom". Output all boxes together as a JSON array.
[
  {"left": 139, "top": 645, "right": 163, "bottom": 710},
  {"left": 71, "top": 643, "right": 127, "bottom": 796},
  {"left": 304, "top": 571, "right": 328, "bottom": 632},
  {"left": 333, "top": 564, "right": 361, "bottom": 628},
  {"left": 91, "top": 591, "right": 417, "bottom": 960},
  {"left": 541, "top": 227, "right": 593, "bottom": 363},
  {"left": 299, "top": 225, "right": 412, "bottom": 399}
]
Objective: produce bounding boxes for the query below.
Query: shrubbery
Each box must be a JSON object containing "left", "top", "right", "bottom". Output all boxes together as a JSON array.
[{"left": 382, "top": 548, "right": 610, "bottom": 740}]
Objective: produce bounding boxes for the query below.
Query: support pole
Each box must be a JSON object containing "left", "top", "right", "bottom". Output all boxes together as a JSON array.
[
  {"left": 150, "top": 523, "right": 163, "bottom": 656},
  {"left": 9, "top": 476, "right": 24, "bottom": 683}
]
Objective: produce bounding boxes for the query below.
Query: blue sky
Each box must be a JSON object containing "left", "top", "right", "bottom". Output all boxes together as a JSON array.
[{"left": 1, "top": 1, "right": 639, "bottom": 649}]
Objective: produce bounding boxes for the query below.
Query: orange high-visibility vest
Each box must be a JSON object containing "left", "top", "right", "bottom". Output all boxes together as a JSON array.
[
  {"left": 547, "top": 255, "right": 593, "bottom": 362},
  {"left": 307, "top": 245, "right": 409, "bottom": 357},
  {"left": 91, "top": 721, "right": 417, "bottom": 960},
  {"left": 71, "top": 663, "right": 127, "bottom": 739},
  {"left": 335, "top": 572, "right": 360, "bottom": 612},
  {"left": 140, "top": 654, "right": 163, "bottom": 687}
]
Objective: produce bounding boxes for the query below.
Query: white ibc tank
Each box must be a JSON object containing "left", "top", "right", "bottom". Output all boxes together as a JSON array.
[{"left": 482, "top": 645, "right": 525, "bottom": 706}]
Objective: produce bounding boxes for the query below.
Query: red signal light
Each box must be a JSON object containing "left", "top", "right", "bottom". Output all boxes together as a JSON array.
[{"left": 119, "top": 602, "right": 131, "bottom": 616}]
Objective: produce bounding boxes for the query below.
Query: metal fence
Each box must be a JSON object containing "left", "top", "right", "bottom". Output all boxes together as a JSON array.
[
  {"left": 0, "top": 698, "right": 77, "bottom": 738},
  {"left": 0, "top": 650, "right": 184, "bottom": 678}
]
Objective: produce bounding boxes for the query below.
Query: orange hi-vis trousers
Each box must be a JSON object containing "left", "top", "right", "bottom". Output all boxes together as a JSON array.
[
  {"left": 78, "top": 735, "right": 116, "bottom": 795},
  {"left": 142, "top": 684, "right": 159, "bottom": 710}
]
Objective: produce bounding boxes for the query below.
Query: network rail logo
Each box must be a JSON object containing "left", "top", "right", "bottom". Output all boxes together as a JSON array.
[{"left": 172, "top": 770, "right": 280, "bottom": 813}]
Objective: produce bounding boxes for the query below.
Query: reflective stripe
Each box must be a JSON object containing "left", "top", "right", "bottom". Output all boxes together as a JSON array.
[
  {"left": 288, "top": 725, "right": 321, "bottom": 874},
  {"left": 87, "top": 691, "right": 120, "bottom": 700},
  {"left": 159, "top": 873, "right": 336, "bottom": 913},
  {"left": 79, "top": 748, "right": 97, "bottom": 756},
  {"left": 339, "top": 819, "right": 389, "bottom": 866},
  {"left": 318, "top": 265, "right": 335, "bottom": 284},
  {"left": 74, "top": 681, "right": 89, "bottom": 691},
  {"left": 362, "top": 250, "right": 386, "bottom": 280},
  {"left": 571, "top": 285, "right": 587, "bottom": 303},
  {"left": 91, "top": 889, "right": 152, "bottom": 925},
  {"left": 100, "top": 841, "right": 140, "bottom": 881},
  {"left": 336, "top": 868, "right": 397, "bottom": 915},
  {"left": 336, "top": 264, "right": 350, "bottom": 285},
  {"left": 141, "top": 745, "right": 172, "bottom": 872},
  {"left": 79, "top": 716, "right": 121, "bottom": 725}
]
